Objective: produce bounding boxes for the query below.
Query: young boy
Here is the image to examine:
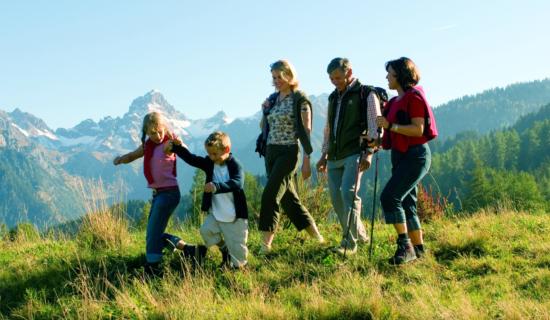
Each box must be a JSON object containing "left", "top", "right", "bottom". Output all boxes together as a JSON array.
[{"left": 167, "top": 131, "right": 249, "bottom": 269}]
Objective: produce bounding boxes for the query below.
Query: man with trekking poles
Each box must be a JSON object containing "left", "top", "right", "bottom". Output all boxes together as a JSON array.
[{"left": 316, "top": 57, "right": 385, "bottom": 256}]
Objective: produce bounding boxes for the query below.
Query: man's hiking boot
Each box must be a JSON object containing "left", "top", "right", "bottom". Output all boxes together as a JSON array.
[
  {"left": 414, "top": 244, "right": 426, "bottom": 259},
  {"left": 388, "top": 238, "right": 417, "bottom": 265}
]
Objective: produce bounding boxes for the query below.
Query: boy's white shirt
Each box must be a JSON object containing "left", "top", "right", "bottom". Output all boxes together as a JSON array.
[{"left": 210, "top": 163, "right": 236, "bottom": 222}]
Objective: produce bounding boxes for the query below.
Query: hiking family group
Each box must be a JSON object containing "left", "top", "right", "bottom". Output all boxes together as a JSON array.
[{"left": 113, "top": 56, "right": 438, "bottom": 276}]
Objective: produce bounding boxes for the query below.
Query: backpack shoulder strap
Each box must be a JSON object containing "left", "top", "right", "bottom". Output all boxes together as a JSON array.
[
  {"left": 406, "top": 87, "right": 438, "bottom": 140},
  {"left": 292, "top": 90, "right": 313, "bottom": 155},
  {"left": 359, "top": 85, "right": 376, "bottom": 134},
  {"left": 264, "top": 92, "right": 279, "bottom": 115}
]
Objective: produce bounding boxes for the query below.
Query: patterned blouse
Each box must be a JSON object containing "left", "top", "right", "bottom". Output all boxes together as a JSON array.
[{"left": 266, "top": 94, "right": 308, "bottom": 145}]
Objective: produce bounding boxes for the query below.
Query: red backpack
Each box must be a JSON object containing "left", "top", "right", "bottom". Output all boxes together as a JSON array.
[{"left": 410, "top": 86, "right": 438, "bottom": 141}]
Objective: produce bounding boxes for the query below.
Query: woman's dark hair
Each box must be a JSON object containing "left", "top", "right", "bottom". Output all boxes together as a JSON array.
[{"left": 385, "top": 57, "right": 421, "bottom": 90}]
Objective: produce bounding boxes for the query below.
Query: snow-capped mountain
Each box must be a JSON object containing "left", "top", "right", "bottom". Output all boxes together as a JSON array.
[
  {"left": 10, "top": 90, "right": 251, "bottom": 154},
  {"left": 50, "top": 90, "right": 189, "bottom": 152}
]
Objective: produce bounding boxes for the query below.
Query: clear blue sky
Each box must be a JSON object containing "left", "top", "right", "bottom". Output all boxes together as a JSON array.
[{"left": 1, "top": 0, "right": 549, "bottom": 129}]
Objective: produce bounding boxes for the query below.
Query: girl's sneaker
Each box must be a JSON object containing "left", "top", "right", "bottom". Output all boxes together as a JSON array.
[
  {"left": 259, "top": 243, "right": 272, "bottom": 255},
  {"left": 144, "top": 262, "right": 163, "bottom": 278}
]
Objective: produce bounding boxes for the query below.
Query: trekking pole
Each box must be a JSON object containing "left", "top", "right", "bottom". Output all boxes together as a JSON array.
[
  {"left": 368, "top": 128, "right": 382, "bottom": 261},
  {"left": 343, "top": 149, "right": 364, "bottom": 259}
]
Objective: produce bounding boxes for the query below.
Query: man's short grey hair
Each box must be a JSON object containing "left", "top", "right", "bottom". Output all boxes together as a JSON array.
[{"left": 327, "top": 57, "right": 352, "bottom": 74}]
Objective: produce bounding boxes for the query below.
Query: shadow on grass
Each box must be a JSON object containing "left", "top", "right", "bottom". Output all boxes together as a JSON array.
[
  {"left": 0, "top": 253, "right": 146, "bottom": 316},
  {"left": 0, "top": 251, "right": 204, "bottom": 317},
  {"left": 434, "top": 238, "right": 488, "bottom": 263}
]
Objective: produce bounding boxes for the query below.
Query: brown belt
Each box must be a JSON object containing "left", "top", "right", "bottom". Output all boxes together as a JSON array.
[{"left": 152, "top": 186, "right": 179, "bottom": 196}]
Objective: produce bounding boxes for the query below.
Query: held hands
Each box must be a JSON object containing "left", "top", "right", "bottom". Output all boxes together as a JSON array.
[
  {"left": 359, "top": 134, "right": 379, "bottom": 149},
  {"left": 113, "top": 156, "right": 123, "bottom": 165},
  {"left": 163, "top": 136, "right": 184, "bottom": 154},
  {"left": 316, "top": 156, "right": 328, "bottom": 173},
  {"left": 204, "top": 182, "right": 216, "bottom": 193}
]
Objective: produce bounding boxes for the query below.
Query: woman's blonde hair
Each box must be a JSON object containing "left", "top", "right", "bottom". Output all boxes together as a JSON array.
[
  {"left": 141, "top": 111, "right": 169, "bottom": 144},
  {"left": 270, "top": 59, "right": 299, "bottom": 90}
]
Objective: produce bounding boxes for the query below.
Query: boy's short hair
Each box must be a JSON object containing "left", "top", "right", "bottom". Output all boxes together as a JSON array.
[{"left": 205, "top": 131, "right": 231, "bottom": 151}]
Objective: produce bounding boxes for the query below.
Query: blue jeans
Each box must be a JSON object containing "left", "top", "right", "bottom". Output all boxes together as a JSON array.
[
  {"left": 380, "top": 144, "right": 431, "bottom": 231},
  {"left": 146, "top": 188, "right": 181, "bottom": 263},
  {"left": 327, "top": 153, "right": 368, "bottom": 249}
]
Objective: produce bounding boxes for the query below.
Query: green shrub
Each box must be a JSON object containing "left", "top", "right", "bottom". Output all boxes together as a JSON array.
[{"left": 9, "top": 222, "right": 41, "bottom": 242}]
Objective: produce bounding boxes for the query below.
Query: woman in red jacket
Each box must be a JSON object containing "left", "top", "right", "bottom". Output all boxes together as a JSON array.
[{"left": 376, "top": 57, "right": 438, "bottom": 265}]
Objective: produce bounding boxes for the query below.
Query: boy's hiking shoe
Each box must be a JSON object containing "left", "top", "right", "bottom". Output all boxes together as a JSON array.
[
  {"left": 230, "top": 262, "right": 247, "bottom": 271},
  {"left": 219, "top": 247, "right": 230, "bottom": 269},
  {"left": 182, "top": 244, "right": 207, "bottom": 266},
  {"left": 414, "top": 244, "right": 426, "bottom": 259},
  {"left": 388, "top": 239, "right": 417, "bottom": 265}
]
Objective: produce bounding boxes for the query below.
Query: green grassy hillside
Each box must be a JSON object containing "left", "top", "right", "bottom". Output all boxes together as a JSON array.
[{"left": 1, "top": 210, "right": 549, "bottom": 319}]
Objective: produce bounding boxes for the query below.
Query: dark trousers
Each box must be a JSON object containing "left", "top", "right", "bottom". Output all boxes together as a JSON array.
[
  {"left": 380, "top": 144, "right": 431, "bottom": 231},
  {"left": 259, "top": 144, "right": 314, "bottom": 232}
]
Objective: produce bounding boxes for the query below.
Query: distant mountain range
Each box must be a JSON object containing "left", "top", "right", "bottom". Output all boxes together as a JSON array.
[{"left": 1, "top": 79, "right": 549, "bottom": 228}]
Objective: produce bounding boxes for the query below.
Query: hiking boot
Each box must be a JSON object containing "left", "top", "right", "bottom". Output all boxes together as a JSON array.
[
  {"left": 332, "top": 245, "right": 357, "bottom": 256},
  {"left": 358, "top": 236, "right": 370, "bottom": 245},
  {"left": 144, "top": 262, "right": 163, "bottom": 278},
  {"left": 219, "top": 247, "right": 230, "bottom": 269},
  {"left": 196, "top": 245, "right": 207, "bottom": 265},
  {"left": 388, "top": 239, "right": 417, "bottom": 265},
  {"left": 414, "top": 244, "right": 426, "bottom": 259},
  {"left": 259, "top": 243, "right": 272, "bottom": 255},
  {"left": 230, "top": 262, "right": 247, "bottom": 271},
  {"left": 182, "top": 244, "right": 208, "bottom": 266},
  {"left": 316, "top": 235, "right": 326, "bottom": 245}
]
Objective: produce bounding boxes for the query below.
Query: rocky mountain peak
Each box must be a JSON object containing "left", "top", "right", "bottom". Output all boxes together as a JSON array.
[
  {"left": 127, "top": 90, "right": 179, "bottom": 117},
  {"left": 9, "top": 108, "right": 53, "bottom": 133}
]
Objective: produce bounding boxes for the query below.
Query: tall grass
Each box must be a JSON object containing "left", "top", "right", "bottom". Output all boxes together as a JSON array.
[{"left": 73, "top": 178, "right": 130, "bottom": 250}]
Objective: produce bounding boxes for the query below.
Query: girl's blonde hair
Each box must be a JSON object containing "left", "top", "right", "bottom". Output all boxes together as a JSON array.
[
  {"left": 141, "top": 111, "right": 169, "bottom": 144},
  {"left": 270, "top": 59, "right": 299, "bottom": 90}
]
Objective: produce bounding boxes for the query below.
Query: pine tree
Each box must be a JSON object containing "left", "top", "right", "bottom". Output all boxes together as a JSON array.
[
  {"left": 187, "top": 169, "right": 206, "bottom": 226},
  {"left": 244, "top": 172, "right": 263, "bottom": 225}
]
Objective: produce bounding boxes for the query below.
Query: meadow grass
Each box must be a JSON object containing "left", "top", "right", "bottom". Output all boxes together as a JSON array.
[{"left": 1, "top": 210, "right": 549, "bottom": 319}]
